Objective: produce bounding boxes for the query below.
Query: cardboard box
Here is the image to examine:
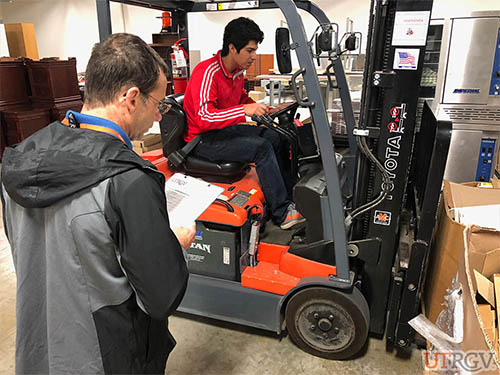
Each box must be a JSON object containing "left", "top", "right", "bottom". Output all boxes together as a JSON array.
[
  {"left": 248, "top": 90, "right": 265, "bottom": 101},
  {"left": 4, "top": 23, "right": 39, "bottom": 60},
  {"left": 424, "top": 180, "right": 500, "bottom": 324},
  {"left": 132, "top": 134, "right": 162, "bottom": 154},
  {"left": 132, "top": 133, "right": 161, "bottom": 148},
  {"left": 415, "top": 224, "right": 500, "bottom": 373},
  {"left": 133, "top": 142, "right": 162, "bottom": 154},
  {"left": 458, "top": 226, "right": 500, "bottom": 366}
]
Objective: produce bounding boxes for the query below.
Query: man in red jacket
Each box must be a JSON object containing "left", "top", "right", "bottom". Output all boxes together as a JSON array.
[{"left": 183, "top": 17, "right": 305, "bottom": 230}]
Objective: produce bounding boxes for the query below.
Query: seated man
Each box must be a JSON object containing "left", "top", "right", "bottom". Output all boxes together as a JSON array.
[{"left": 183, "top": 17, "right": 305, "bottom": 230}]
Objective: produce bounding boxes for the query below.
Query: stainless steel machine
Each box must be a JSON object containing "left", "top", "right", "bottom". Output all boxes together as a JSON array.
[{"left": 430, "top": 11, "right": 500, "bottom": 182}]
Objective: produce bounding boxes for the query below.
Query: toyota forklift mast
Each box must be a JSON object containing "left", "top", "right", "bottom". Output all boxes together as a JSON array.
[{"left": 350, "top": 0, "right": 449, "bottom": 349}]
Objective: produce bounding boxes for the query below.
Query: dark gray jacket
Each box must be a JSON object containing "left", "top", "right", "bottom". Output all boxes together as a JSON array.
[{"left": 1, "top": 121, "right": 189, "bottom": 374}]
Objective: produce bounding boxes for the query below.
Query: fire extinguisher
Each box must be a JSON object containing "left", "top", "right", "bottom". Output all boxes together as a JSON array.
[{"left": 170, "top": 39, "right": 189, "bottom": 94}]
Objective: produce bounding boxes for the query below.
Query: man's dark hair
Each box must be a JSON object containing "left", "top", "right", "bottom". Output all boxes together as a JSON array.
[
  {"left": 84, "top": 33, "right": 169, "bottom": 108},
  {"left": 221, "top": 17, "right": 264, "bottom": 57}
]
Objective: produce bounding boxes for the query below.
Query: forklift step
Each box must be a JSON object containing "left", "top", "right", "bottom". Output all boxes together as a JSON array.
[{"left": 241, "top": 242, "right": 337, "bottom": 295}]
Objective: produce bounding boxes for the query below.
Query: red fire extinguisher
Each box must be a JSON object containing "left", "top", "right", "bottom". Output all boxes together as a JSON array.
[{"left": 170, "top": 39, "right": 189, "bottom": 94}]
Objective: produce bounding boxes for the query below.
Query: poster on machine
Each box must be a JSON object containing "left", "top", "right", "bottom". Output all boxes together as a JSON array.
[{"left": 391, "top": 11, "right": 430, "bottom": 46}]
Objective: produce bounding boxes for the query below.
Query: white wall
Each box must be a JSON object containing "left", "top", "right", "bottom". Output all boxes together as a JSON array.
[
  {"left": 0, "top": 24, "right": 8, "bottom": 57},
  {"left": 119, "top": 4, "right": 163, "bottom": 43},
  {"left": 1, "top": 0, "right": 500, "bottom": 72},
  {"left": 0, "top": 3, "right": 7, "bottom": 57},
  {"left": 432, "top": 0, "right": 500, "bottom": 18}
]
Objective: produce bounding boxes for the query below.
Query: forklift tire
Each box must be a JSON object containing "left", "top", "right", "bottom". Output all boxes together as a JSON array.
[{"left": 285, "top": 286, "right": 369, "bottom": 360}]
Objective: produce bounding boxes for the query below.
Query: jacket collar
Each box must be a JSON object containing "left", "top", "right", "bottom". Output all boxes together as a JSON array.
[{"left": 217, "top": 50, "right": 245, "bottom": 80}]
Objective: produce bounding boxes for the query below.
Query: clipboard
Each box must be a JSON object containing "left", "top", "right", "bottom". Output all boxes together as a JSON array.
[{"left": 165, "top": 173, "right": 224, "bottom": 227}]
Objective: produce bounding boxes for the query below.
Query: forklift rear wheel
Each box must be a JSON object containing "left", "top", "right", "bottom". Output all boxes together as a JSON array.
[{"left": 285, "top": 286, "right": 369, "bottom": 360}]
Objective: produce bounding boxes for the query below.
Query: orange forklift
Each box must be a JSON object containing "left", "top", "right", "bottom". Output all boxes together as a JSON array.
[{"left": 98, "top": 0, "right": 451, "bottom": 359}]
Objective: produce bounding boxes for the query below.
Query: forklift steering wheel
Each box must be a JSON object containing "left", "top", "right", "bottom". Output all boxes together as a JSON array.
[{"left": 268, "top": 101, "right": 299, "bottom": 120}]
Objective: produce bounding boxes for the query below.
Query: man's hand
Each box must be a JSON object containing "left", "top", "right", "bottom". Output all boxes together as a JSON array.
[
  {"left": 244, "top": 103, "right": 269, "bottom": 117},
  {"left": 172, "top": 223, "right": 196, "bottom": 250}
]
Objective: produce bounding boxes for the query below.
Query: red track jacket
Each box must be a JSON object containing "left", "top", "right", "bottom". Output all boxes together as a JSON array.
[{"left": 183, "top": 50, "right": 255, "bottom": 143}]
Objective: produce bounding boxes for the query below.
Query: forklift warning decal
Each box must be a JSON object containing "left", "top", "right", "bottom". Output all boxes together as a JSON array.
[
  {"left": 388, "top": 103, "right": 407, "bottom": 134},
  {"left": 374, "top": 210, "right": 392, "bottom": 226}
]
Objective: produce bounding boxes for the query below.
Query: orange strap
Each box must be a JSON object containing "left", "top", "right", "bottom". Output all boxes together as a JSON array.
[{"left": 62, "top": 118, "right": 128, "bottom": 145}]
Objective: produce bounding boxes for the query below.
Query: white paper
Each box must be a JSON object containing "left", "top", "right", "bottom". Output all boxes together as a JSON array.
[
  {"left": 165, "top": 173, "right": 224, "bottom": 227},
  {"left": 450, "top": 204, "right": 500, "bottom": 231},
  {"left": 392, "top": 11, "right": 430, "bottom": 46}
]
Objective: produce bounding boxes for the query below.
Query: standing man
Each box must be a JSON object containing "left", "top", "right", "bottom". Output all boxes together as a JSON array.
[
  {"left": 1, "top": 33, "right": 195, "bottom": 374},
  {"left": 183, "top": 17, "right": 305, "bottom": 230}
]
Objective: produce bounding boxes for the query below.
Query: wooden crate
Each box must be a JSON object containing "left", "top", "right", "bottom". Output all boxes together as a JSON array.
[
  {"left": 26, "top": 58, "right": 81, "bottom": 106},
  {"left": 0, "top": 59, "right": 30, "bottom": 109},
  {"left": 49, "top": 100, "right": 84, "bottom": 122},
  {"left": 3, "top": 106, "right": 51, "bottom": 145}
]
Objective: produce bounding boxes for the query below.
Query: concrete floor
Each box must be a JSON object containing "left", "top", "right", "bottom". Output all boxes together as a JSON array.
[
  {"left": 166, "top": 313, "right": 424, "bottom": 375},
  {"left": 0, "top": 198, "right": 424, "bottom": 374}
]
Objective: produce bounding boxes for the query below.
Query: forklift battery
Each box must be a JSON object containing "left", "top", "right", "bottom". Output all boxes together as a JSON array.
[{"left": 186, "top": 220, "right": 251, "bottom": 281}]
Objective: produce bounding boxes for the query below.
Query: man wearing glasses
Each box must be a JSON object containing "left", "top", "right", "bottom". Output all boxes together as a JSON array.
[{"left": 1, "top": 33, "right": 194, "bottom": 374}]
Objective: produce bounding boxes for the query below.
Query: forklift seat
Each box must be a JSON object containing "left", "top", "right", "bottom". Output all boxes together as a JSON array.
[{"left": 159, "top": 94, "right": 249, "bottom": 181}]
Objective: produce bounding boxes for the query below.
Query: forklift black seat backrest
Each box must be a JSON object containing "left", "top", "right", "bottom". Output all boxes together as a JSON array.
[
  {"left": 159, "top": 94, "right": 186, "bottom": 158},
  {"left": 158, "top": 93, "right": 248, "bottom": 182}
]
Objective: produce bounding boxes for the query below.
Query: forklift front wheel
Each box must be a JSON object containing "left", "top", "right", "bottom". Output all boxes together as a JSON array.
[{"left": 285, "top": 286, "right": 369, "bottom": 360}]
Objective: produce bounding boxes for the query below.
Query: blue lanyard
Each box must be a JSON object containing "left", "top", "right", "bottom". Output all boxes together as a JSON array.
[{"left": 64, "top": 110, "right": 133, "bottom": 149}]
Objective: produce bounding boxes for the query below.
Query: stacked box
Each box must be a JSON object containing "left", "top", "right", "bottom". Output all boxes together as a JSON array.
[{"left": 132, "top": 134, "right": 162, "bottom": 154}]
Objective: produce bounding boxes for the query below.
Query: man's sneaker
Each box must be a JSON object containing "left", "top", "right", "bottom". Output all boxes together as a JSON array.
[{"left": 280, "top": 203, "right": 306, "bottom": 230}]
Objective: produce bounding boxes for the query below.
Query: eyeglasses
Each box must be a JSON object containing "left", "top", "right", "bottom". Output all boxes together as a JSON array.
[{"left": 146, "top": 94, "right": 172, "bottom": 115}]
